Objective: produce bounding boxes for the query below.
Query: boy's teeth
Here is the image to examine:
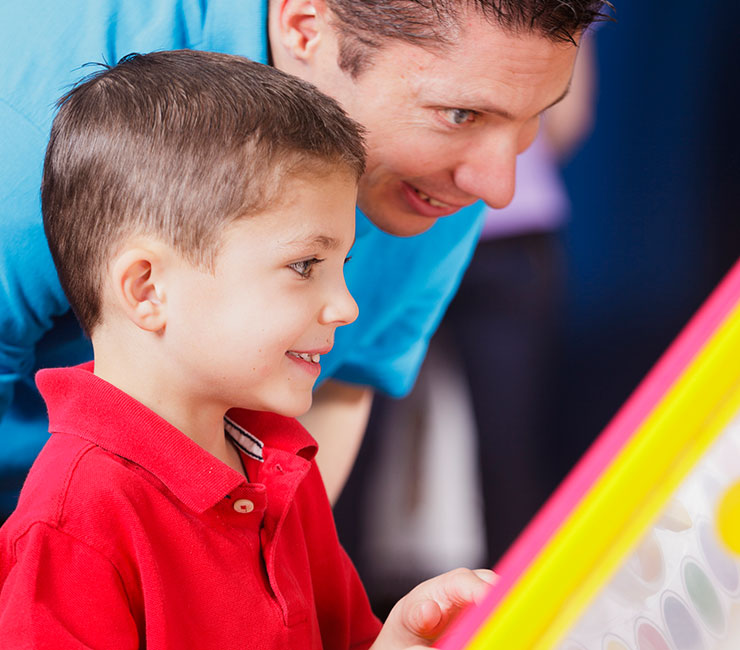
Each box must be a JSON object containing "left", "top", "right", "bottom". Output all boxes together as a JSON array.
[
  {"left": 415, "top": 189, "right": 448, "bottom": 208},
  {"left": 289, "top": 351, "right": 321, "bottom": 363}
]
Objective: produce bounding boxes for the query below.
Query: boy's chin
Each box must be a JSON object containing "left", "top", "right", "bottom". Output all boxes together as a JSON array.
[
  {"left": 265, "top": 392, "right": 314, "bottom": 419},
  {"left": 284, "top": 398, "right": 313, "bottom": 419},
  {"left": 231, "top": 384, "right": 314, "bottom": 418}
]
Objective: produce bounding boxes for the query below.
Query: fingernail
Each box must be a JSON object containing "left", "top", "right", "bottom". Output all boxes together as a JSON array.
[{"left": 475, "top": 569, "right": 498, "bottom": 584}]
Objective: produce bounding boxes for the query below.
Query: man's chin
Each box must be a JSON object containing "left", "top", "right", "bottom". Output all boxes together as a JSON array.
[{"left": 361, "top": 209, "right": 439, "bottom": 238}]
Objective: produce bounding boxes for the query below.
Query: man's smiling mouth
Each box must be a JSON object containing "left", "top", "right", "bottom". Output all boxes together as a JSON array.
[{"left": 412, "top": 187, "right": 452, "bottom": 208}]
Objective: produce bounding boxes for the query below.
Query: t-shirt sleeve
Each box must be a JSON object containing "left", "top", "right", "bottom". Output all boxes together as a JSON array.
[
  {"left": 330, "top": 204, "right": 485, "bottom": 397},
  {"left": 0, "top": 521, "right": 139, "bottom": 648},
  {"left": 0, "top": 99, "right": 70, "bottom": 421}
]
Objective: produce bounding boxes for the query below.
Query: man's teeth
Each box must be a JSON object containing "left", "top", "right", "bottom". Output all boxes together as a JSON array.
[
  {"left": 415, "top": 188, "right": 449, "bottom": 208},
  {"left": 289, "top": 351, "right": 321, "bottom": 363}
]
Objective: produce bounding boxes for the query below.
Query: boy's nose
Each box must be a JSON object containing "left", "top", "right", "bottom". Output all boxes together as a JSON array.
[{"left": 321, "top": 282, "right": 358, "bottom": 327}]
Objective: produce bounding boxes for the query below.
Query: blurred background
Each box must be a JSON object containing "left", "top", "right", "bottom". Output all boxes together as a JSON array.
[{"left": 334, "top": 0, "right": 740, "bottom": 618}]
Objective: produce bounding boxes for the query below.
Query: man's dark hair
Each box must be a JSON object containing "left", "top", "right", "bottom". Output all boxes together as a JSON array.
[
  {"left": 326, "top": 0, "right": 613, "bottom": 76},
  {"left": 42, "top": 50, "right": 366, "bottom": 335}
]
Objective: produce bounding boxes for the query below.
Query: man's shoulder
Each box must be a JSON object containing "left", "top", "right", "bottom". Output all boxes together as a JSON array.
[{"left": 1, "top": 0, "right": 207, "bottom": 126}]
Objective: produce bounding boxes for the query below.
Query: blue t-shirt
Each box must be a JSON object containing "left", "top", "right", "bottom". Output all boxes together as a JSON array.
[{"left": 0, "top": 0, "right": 484, "bottom": 511}]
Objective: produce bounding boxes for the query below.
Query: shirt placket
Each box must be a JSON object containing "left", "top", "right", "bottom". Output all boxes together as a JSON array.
[{"left": 258, "top": 448, "right": 311, "bottom": 627}]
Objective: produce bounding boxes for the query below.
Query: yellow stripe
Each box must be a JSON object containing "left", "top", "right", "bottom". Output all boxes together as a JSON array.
[{"left": 466, "top": 300, "right": 740, "bottom": 649}]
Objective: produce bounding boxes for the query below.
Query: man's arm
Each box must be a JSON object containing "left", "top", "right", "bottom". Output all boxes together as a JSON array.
[
  {"left": 0, "top": 100, "right": 71, "bottom": 423},
  {"left": 299, "top": 379, "right": 374, "bottom": 504}
]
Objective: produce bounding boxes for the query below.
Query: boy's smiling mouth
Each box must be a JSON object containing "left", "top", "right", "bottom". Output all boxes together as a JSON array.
[
  {"left": 286, "top": 348, "right": 329, "bottom": 378},
  {"left": 286, "top": 351, "right": 321, "bottom": 363}
]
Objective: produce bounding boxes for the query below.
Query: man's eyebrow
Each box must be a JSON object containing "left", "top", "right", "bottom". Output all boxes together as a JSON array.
[{"left": 462, "top": 83, "right": 573, "bottom": 120}]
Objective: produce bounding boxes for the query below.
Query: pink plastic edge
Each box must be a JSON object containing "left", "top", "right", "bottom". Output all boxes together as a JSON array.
[{"left": 437, "top": 257, "right": 740, "bottom": 649}]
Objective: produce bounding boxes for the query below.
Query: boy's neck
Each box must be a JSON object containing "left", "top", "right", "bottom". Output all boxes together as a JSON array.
[{"left": 91, "top": 337, "right": 246, "bottom": 479}]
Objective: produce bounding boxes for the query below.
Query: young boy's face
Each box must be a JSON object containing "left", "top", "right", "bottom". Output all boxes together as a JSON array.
[{"left": 163, "top": 171, "right": 359, "bottom": 417}]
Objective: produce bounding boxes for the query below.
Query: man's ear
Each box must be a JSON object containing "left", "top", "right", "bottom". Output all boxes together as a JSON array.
[
  {"left": 273, "top": 0, "right": 327, "bottom": 62},
  {"left": 109, "top": 245, "right": 168, "bottom": 333}
]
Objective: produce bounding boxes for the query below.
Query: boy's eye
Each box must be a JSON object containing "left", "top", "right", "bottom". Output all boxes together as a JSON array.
[
  {"left": 441, "top": 108, "right": 476, "bottom": 126},
  {"left": 289, "top": 257, "right": 324, "bottom": 279}
]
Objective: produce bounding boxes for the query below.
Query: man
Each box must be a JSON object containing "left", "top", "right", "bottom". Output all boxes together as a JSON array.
[{"left": 0, "top": 0, "right": 607, "bottom": 513}]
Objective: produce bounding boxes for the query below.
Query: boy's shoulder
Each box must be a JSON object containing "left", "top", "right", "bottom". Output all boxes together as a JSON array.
[{"left": 2, "top": 431, "right": 160, "bottom": 560}]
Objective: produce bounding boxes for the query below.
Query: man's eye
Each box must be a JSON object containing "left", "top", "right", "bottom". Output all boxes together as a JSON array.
[
  {"left": 289, "top": 258, "right": 324, "bottom": 279},
  {"left": 441, "top": 108, "right": 476, "bottom": 126}
]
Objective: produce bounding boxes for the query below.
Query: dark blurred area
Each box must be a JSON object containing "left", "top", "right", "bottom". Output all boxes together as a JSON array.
[
  {"left": 335, "top": 0, "right": 740, "bottom": 619},
  {"left": 552, "top": 0, "right": 739, "bottom": 475}
]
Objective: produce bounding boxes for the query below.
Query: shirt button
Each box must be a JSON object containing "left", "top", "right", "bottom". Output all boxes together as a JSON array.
[{"left": 233, "top": 498, "right": 255, "bottom": 514}]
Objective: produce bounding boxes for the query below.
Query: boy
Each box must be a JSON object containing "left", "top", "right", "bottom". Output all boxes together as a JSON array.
[{"left": 0, "top": 51, "right": 492, "bottom": 648}]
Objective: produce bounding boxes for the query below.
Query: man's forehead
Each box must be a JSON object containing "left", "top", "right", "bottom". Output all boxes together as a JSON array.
[
  {"left": 387, "top": 21, "right": 577, "bottom": 112},
  {"left": 444, "top": 12, "right": 578, "bottom": 65},
  {"left": 373, "top": 9, "right": 577, "bottom": 73}
]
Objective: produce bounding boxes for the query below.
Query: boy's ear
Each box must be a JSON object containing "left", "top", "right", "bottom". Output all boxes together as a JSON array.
[
  {"left": 274, "top": 0, "right": 326, "bottom": 62},
  {"left": 110, "top": 245, "right": 168, "bottom": 333}
]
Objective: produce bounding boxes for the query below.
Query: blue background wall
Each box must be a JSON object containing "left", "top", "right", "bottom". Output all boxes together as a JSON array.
[{"left": 551, "top": 0, "right": 739, "bottom": 478}]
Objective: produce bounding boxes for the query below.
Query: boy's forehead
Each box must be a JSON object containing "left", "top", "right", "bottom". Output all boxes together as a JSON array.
[{"left": 225, "top": 173, "right": 358, "bottom": 250}]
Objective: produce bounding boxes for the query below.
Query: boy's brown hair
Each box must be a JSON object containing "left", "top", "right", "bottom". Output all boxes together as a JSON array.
[{"left": 41, "top": 50, "right": 366, "bottom": 335}]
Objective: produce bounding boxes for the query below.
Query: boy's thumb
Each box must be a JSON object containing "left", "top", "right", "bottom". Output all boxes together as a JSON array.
[{"left": 405, "top": 598, "right": 444, "bottom": 640}]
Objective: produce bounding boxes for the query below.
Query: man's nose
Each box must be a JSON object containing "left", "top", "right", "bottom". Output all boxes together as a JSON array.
[
  {"left": 453, "top": 119, "right": 540, "bottom": 209},
  {"left": 452, "top": 139, "right": 518, "bottom": 210}
]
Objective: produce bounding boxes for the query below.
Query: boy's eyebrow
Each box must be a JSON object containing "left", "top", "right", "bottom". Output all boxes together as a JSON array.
[{"left": 281, "top": 234, "right": 342, "bottom": 251}]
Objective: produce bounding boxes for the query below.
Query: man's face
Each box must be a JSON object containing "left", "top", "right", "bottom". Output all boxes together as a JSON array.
[
  {"left": 313, "top": 13, "right": 579, "bottom": 236},
  {"left": 163, "top": 172, "right": 359, "bottom": 417}
]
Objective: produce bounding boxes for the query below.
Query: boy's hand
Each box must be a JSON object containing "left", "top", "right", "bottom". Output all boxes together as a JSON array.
[{"left": 370, "top": 568, "right": 497, "bottom": 649}]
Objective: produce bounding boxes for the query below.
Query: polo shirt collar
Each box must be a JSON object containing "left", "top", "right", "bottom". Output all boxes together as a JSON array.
[{"left": 35, "top": 363, "right": 317, "bottom": 514}]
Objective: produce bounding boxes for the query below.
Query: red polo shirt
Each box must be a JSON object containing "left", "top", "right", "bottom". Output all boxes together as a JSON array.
[{"left": 0, "top": 364, "right": 381, "bottom": 649}]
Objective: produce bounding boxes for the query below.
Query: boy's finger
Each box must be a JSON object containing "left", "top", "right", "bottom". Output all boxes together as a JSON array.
[
  {"left": 375, "top": 569, "right": 498, "bottom": 649},
  {"left": 407, "top": 599, "right": 443, "bottom": 639},
  {"left": 432, "top": 568, "right": 496, "bottom": 609},
  {"left": 473, "top": 568, "right": 497, "bottom": 584}
]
